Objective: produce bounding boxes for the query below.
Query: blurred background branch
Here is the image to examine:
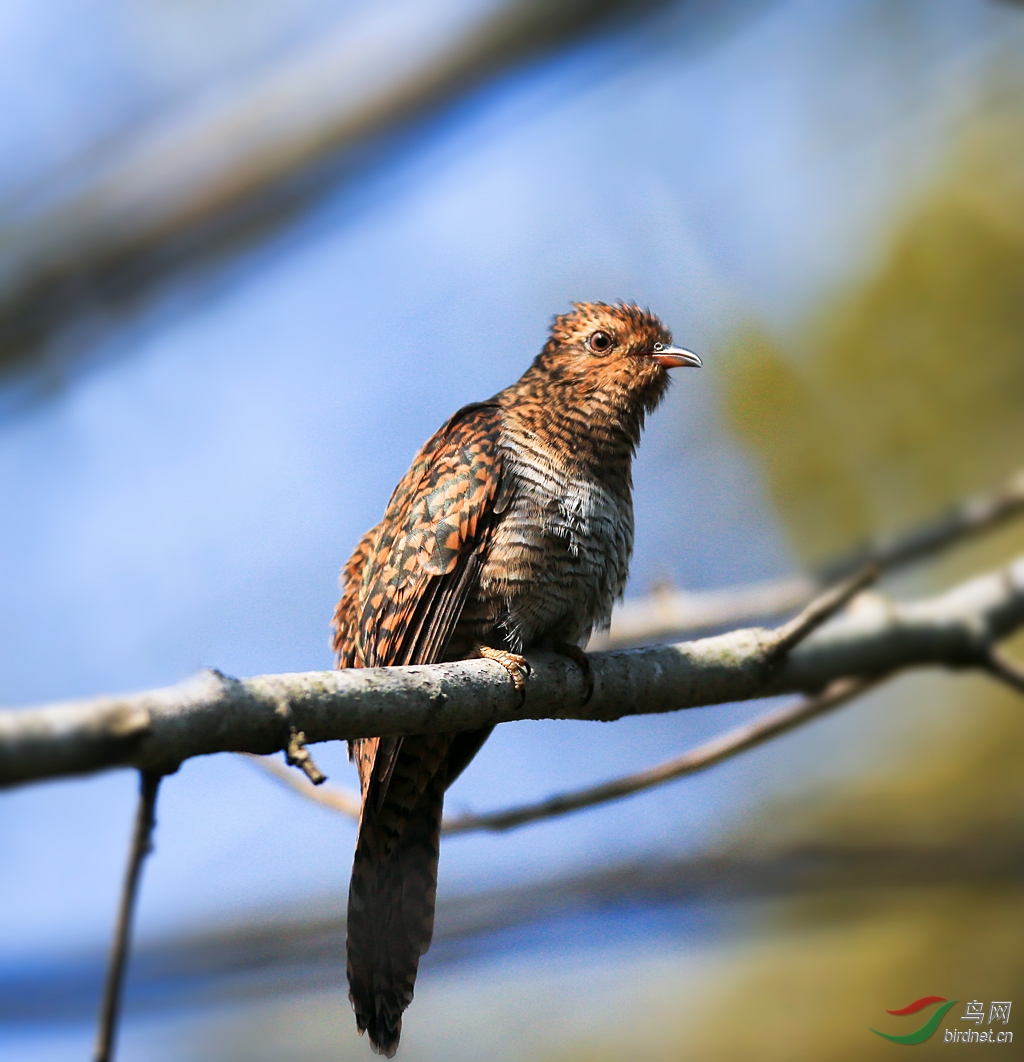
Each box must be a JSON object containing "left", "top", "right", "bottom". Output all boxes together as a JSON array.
[
  {"left": 6, "top": 821, "right": 1023, "bottom": 1029},
  {"left": 591, "top": 466, "right": 1024, "bottom": 649},
  {"left": 0, "top": 0, "right": 770, "bottom": 388}
]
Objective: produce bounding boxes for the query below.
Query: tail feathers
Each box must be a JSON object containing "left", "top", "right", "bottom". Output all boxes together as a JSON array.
[{"left": 347, "top": 743, "right": 447, "bottom": 1057}]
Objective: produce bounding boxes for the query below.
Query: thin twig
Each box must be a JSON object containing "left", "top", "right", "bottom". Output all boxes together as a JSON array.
[
  {"left": 285, "top": 728, "right": 327, "bottom": 785},
  {"left": 765, "top": 565, "right": 878, "bottom": 660},
  {"left": 246, "top": 753, "right": 361, "bottom": 818},
  {"left": 984, "top": 647, "right": 1024, "bottom": 695},
  {"left": 93, "top": 770, "right": 162, "bottom": 1062}
]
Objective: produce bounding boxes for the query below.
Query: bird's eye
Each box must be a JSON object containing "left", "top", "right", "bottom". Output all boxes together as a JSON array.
[{"left": 588, "top": 331, "right": 613, "bottom": 353}]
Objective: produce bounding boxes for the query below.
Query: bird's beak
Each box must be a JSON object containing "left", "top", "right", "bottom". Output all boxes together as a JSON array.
[{"left": 647, "top": 344, "right": 702, "bottom": 369}]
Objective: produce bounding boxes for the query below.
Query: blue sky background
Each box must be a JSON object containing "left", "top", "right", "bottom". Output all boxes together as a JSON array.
[{"left": 0, "top": 0, "right": 1014, "bottom": 974}]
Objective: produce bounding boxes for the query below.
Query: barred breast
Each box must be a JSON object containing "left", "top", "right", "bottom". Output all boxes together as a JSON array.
[{"left": 477, "top": 435, "right": 634, "bottom": 652}]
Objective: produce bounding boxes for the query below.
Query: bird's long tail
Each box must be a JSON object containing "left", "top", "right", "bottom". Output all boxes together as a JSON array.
[{"left": 347, "top": 736, "right": 449, "bottom": 1057}]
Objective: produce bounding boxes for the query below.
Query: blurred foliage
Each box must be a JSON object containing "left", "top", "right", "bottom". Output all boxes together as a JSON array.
[
  {"left": 815, "top": 199, "right": 1024, "bottom": 534},
  {"left": 536, "top": 693, "right": 1024, "bottom": 1062},
  {"left": 541, "top": 890, "right": 1024, "bottom": 1062},
  {"left": 719, "top": 326, "right": 874, "bottom": 565},
  {"left": 722, "top": 139, "right": 1024, "bottom": 566},
  {"left": 674, "top": 676, "right": 1024, "bottom": 1061}
]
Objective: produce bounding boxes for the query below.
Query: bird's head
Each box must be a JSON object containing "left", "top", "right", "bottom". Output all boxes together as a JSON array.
[{"left": 531, "top": 302, "right": 701, "bottom": 415}]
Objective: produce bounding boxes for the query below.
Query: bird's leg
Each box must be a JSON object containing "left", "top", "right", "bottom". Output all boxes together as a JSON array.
[
  {"left": 550, "top": 641, "right": 594, "bottom": 704},
  {"left": 472, "top": 645, "right": 531, "bottom": 705}
]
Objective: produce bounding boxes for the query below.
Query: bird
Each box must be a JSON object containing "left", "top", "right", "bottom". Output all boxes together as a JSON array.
[{"left": 331, "top": 302, "right": 701, "bottom": 1055}]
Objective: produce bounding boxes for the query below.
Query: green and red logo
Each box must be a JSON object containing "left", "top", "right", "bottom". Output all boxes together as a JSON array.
[{"left": 871, "top": 996, "right": 959, "bottom": 1045}]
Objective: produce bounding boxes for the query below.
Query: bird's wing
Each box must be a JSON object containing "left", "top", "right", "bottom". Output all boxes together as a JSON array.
[
  {"left": 356, "top": 401, "right": 506, "bottom": 669},
  {"left": 332, "top": 401, "right": 507, "bottom": 800}
]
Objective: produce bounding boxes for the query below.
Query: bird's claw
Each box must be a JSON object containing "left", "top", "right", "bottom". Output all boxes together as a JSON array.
[{"left": 473, "top": 645, "right": 530, "bottom": 705}]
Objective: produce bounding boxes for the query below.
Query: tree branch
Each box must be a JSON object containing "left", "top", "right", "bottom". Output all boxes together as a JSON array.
[
  {"left": 244, "top": 563, "right": 876, "bottom": 833},
  {"left": 249, "top": 677, "right": 873, "bottom": 834},
  {"left": 2, "top": 557, "right": 1022, "bottom": 789},
  {"left": 592, "top": 468, "right": 1024, "bottom": 649},
  {"left": 820, "top": 469, "right": 1024, "bottom": 582}
]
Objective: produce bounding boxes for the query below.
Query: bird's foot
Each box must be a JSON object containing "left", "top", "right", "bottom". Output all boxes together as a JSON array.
[
  {"left": 473, "top": 645, "right": 530, "bottom": 705},
  {"left": 551, "top": 641, "right": 594, "bottom": 704}
]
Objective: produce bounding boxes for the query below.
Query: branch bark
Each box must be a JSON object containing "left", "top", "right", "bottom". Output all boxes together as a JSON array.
[{"left": 2, "top": 557, "right": 1022, "bottom": 789}]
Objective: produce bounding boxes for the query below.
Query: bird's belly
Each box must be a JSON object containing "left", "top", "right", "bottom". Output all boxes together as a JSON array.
[{"left": 477, "top": 453, "right": 634, "bottom": 652}]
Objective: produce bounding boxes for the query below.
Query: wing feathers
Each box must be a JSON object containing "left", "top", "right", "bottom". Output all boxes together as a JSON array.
[{"left": 357, "top": 404, "right": 503, "bottom": 670}]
